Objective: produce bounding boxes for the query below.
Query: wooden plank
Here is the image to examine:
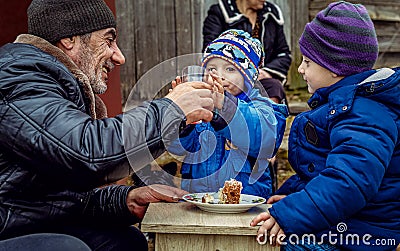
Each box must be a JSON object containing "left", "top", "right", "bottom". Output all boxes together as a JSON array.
[
  {"left": 199, "top": 0, "right": 219, "bottom": 52},
  {"left": 192, "top": 0, "right": 203, "bottom": 53},
  {"left": 375, "top": 52, "right": 400, "bottom": 68},
  {"left": 309, "top": 1, "right": 400, "bottom": 21},
  {"left": 309, "top": 0, "right": 336, "bottom": 18},
  {"left": 142, "top": 202, "right": 269, "bottom": 235},
  {"left": 175, "top": 0, "right": 193, "bottom": 55},
  {"left": 270, "top": 0, "right": 292, "bottom": 51},
  {"left": 155, "top": 233, "right": 279, "bottom": 251},
  {"left": 134, "top": 0, "right": 160, "bottom": 79},
  {"left": 287, "top": 0, "right": 309, "bottom": 90},
  {"left": 115, "top": 0, "right": 136, "bottom": 106},
  {"left": 153, "top": 1, "right": 179, "bottom": 99},
  {"left": 158, "top": 1, "right": 177, "bottom": 61},
  {"left": 374, "top": 21, "right": 400, "bottom": 36},
  {"left": 366, "top": 4, "right": 400, "bottom": 22},
  {"left": 378, "top": 36, "right": 400, "bottom": 53},
  {"left": 131, "top": 0, "right": 163, "bottom": 104},
  {"left": 352, "top": 0, "right": 400, "bottom": 6}
]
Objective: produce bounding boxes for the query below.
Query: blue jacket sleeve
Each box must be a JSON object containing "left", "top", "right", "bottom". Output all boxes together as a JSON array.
[
  {"left": 216, "top": 89, "right": 285, "bottom": 159},
  {"left": 274, "top": 174, "right": 307, "bottom": 195},
  {"left": 269, "top": 98, "right": 397, "bottom": 235}
]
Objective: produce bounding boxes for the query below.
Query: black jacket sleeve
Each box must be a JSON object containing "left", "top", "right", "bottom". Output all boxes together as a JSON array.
[
  {"left": 202, "top": 4, "right": 227, "bottom": 51},
  {"left": 82, "top": 185, "right": 139, "bottom": 225}
]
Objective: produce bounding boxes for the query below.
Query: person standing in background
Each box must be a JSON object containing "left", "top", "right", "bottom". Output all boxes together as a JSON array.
[{"left": 202, "top": 0, "right": 292, "bottom": 104}]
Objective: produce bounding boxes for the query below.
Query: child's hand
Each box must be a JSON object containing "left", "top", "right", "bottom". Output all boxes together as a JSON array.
[
  {"left": 209, "top": 70, "right": 225, "bottom": 110},
  {"left": 250, "top": 212, "right": 285, "bottom": 247},
  {"left": 267, "top": 195, "right": 286, "bottom": 204},
  {"left": 170, "top": 76, "right": 182, "bottom": 92}
]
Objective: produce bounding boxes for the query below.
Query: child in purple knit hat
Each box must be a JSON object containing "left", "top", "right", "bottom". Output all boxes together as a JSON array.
[{"left": 251, "top": 1, "right": 400, "bottom": 250}]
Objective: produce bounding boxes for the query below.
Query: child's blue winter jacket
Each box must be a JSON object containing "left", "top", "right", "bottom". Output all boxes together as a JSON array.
[
  {"left": 168, "top": 88, "right": 288, "bottom": 199},
  {"left": 271, "top": 68, "right": 400, "bottom": 250}
]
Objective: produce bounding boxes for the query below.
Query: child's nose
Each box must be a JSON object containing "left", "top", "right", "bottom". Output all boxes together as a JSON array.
[{"left": 298, "top": 64, "right": 304, "bottom": 74}]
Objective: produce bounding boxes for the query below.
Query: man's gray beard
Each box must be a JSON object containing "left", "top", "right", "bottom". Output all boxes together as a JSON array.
[
  {"left": 77, "top": 46, "right": 108, "bottom": 95},
  {"left": 92, "top": 77, "right": 107, "bottom": 94}
]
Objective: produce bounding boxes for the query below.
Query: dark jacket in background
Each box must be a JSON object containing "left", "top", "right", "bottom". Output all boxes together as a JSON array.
[{"left": 203, "top": 0, "right": 292, "bottom": 81}]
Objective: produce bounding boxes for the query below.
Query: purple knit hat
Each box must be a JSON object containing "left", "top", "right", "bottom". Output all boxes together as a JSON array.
[{"left": 299, "top": 1, "right": 378, "bottom": 76}]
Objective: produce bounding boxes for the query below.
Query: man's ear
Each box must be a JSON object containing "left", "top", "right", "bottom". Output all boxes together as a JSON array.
[{"left": 58, "top": 36, "right": 77, "bottom": 51}]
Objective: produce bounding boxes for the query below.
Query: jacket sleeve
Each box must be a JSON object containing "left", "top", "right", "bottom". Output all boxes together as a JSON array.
[
  {"left": 274, "top": 174, "right": 307, "bottom": 195},
  {"left": 167, "top": 92, "right": 239, "bottom": 156},
  {"left": 261, "top": 3, "right": 292, "bottom": 79},
  {"left": 216, "top": 90, "right": 280, "bottom": 159},
  {"left": 166, "top": 125, "right": 201, "bottom": 156},
  {"left": 261, "top": 23, "right": 292, "bottom": 80},
  {"left": 0, "top": 60, "right": 185, "bottom": 190},
  {"left": 202, "top": 4, "right": 226, "bottom": 51},
  {"left": 82, "top": 185, "right": 139, "bottom": 225},
  {"left": 269, "top": 99, "right": 397, "bottom": 235}
]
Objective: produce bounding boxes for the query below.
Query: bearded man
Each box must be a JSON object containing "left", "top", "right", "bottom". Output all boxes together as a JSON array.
[{"left": 0, "top": 0, "right": 215, "bottom": 250}]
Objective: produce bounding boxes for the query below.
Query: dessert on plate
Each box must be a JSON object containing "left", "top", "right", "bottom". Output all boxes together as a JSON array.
[
  {"left": 200, "top": 178, "right": 243, "bottom": 204},
  {"left": 219, "top": 179, "right": 242, "bottom": 204}
]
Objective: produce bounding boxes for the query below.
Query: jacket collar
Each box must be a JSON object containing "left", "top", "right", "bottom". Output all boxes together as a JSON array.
[
  {"left": 308, "top": 68, "right": 400, "bottom": 120},
  {"left": 13, "top": 34, "right": 107, "bottom": 119},
  {"left": 219, "top": 0, "right": 284, "bottom": 25}
]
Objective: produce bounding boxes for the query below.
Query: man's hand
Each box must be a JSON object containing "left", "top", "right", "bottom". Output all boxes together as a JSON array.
[
  {"left": 126, "top": 184, "right": 188, "bottom": 219},
  {"left": 165, "top": 82, "right": 214, "bottom": 124}
]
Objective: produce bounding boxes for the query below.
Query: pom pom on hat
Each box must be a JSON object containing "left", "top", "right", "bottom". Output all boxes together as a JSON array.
[
  {"left": 202, "top": 29, "right": 264, "bottom": 95},
  {"left": 299, "top": 1, "right": 378, "bottom": 76}
]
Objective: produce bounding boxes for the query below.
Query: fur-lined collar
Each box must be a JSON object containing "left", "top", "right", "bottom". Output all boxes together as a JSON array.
[{"left": 13, "top": 34, "right": 107, "bottom": 119}]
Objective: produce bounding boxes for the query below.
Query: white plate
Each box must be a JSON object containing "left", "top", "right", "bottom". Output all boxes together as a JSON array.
[{"left": 182, "top": 192, "right": 266, "bottom": 213}]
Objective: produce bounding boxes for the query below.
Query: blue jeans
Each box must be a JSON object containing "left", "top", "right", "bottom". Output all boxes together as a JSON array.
[
  {"left": 281, "top": 242, "right": 341, "bottom": 251},
  {"left": 280, "top": 236, "right": 341, "bottom": 251},
  {"left": 0, "top": 225, "right": 147, "bottom": 251},
  {"left": 0, "top": 233, "right": 91, "bottom": 251},
  {"left": 58, "top": 225, "right": 148, "bottom": 251}
]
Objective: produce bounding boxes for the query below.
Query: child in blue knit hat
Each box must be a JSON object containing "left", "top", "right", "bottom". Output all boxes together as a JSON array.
[
  {"left": 168, "top": 29, "right": 288, "bottom": 199},
  {"left": 251, "top": 2, "right": 400, "bottom": 250}
]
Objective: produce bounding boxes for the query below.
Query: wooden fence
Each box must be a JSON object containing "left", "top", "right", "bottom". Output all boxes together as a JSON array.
[{"left": 115, "top": 0, "right": 400, "bottom": 106}]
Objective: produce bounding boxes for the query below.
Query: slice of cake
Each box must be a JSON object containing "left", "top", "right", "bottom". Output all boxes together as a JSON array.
[{"left": 219, "top": 179, "right": 242, "bottom": 204}]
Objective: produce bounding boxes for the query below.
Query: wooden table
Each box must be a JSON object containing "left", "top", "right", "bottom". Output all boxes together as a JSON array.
[{"left": 141, "top": 202, "right": 279, "bottom": 251}]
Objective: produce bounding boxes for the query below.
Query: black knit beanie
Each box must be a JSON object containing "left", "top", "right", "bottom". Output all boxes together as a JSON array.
[{"left": 28, "top": 0, "right": 116, "bottom": 43}]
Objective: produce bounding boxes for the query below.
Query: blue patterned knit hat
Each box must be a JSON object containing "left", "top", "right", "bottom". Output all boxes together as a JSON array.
[
  {"left": 299, "top": 1, "right": 378, "bottom": 76},
  {"left": 202, "top": 29, "right": 264, "bottom": 95}
]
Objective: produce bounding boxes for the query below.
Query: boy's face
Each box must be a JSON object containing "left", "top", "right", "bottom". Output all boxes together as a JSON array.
[
  {"left": 204, "top": 57, "right": 245, "bottom": 96},
  {"left": 297, "top": 56, "right": 341, "bottom": 94}
]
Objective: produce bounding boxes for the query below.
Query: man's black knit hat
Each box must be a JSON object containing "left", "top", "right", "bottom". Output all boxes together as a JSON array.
[{"left": 28, "top": 0, "right": 116, "bottom": 43}]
